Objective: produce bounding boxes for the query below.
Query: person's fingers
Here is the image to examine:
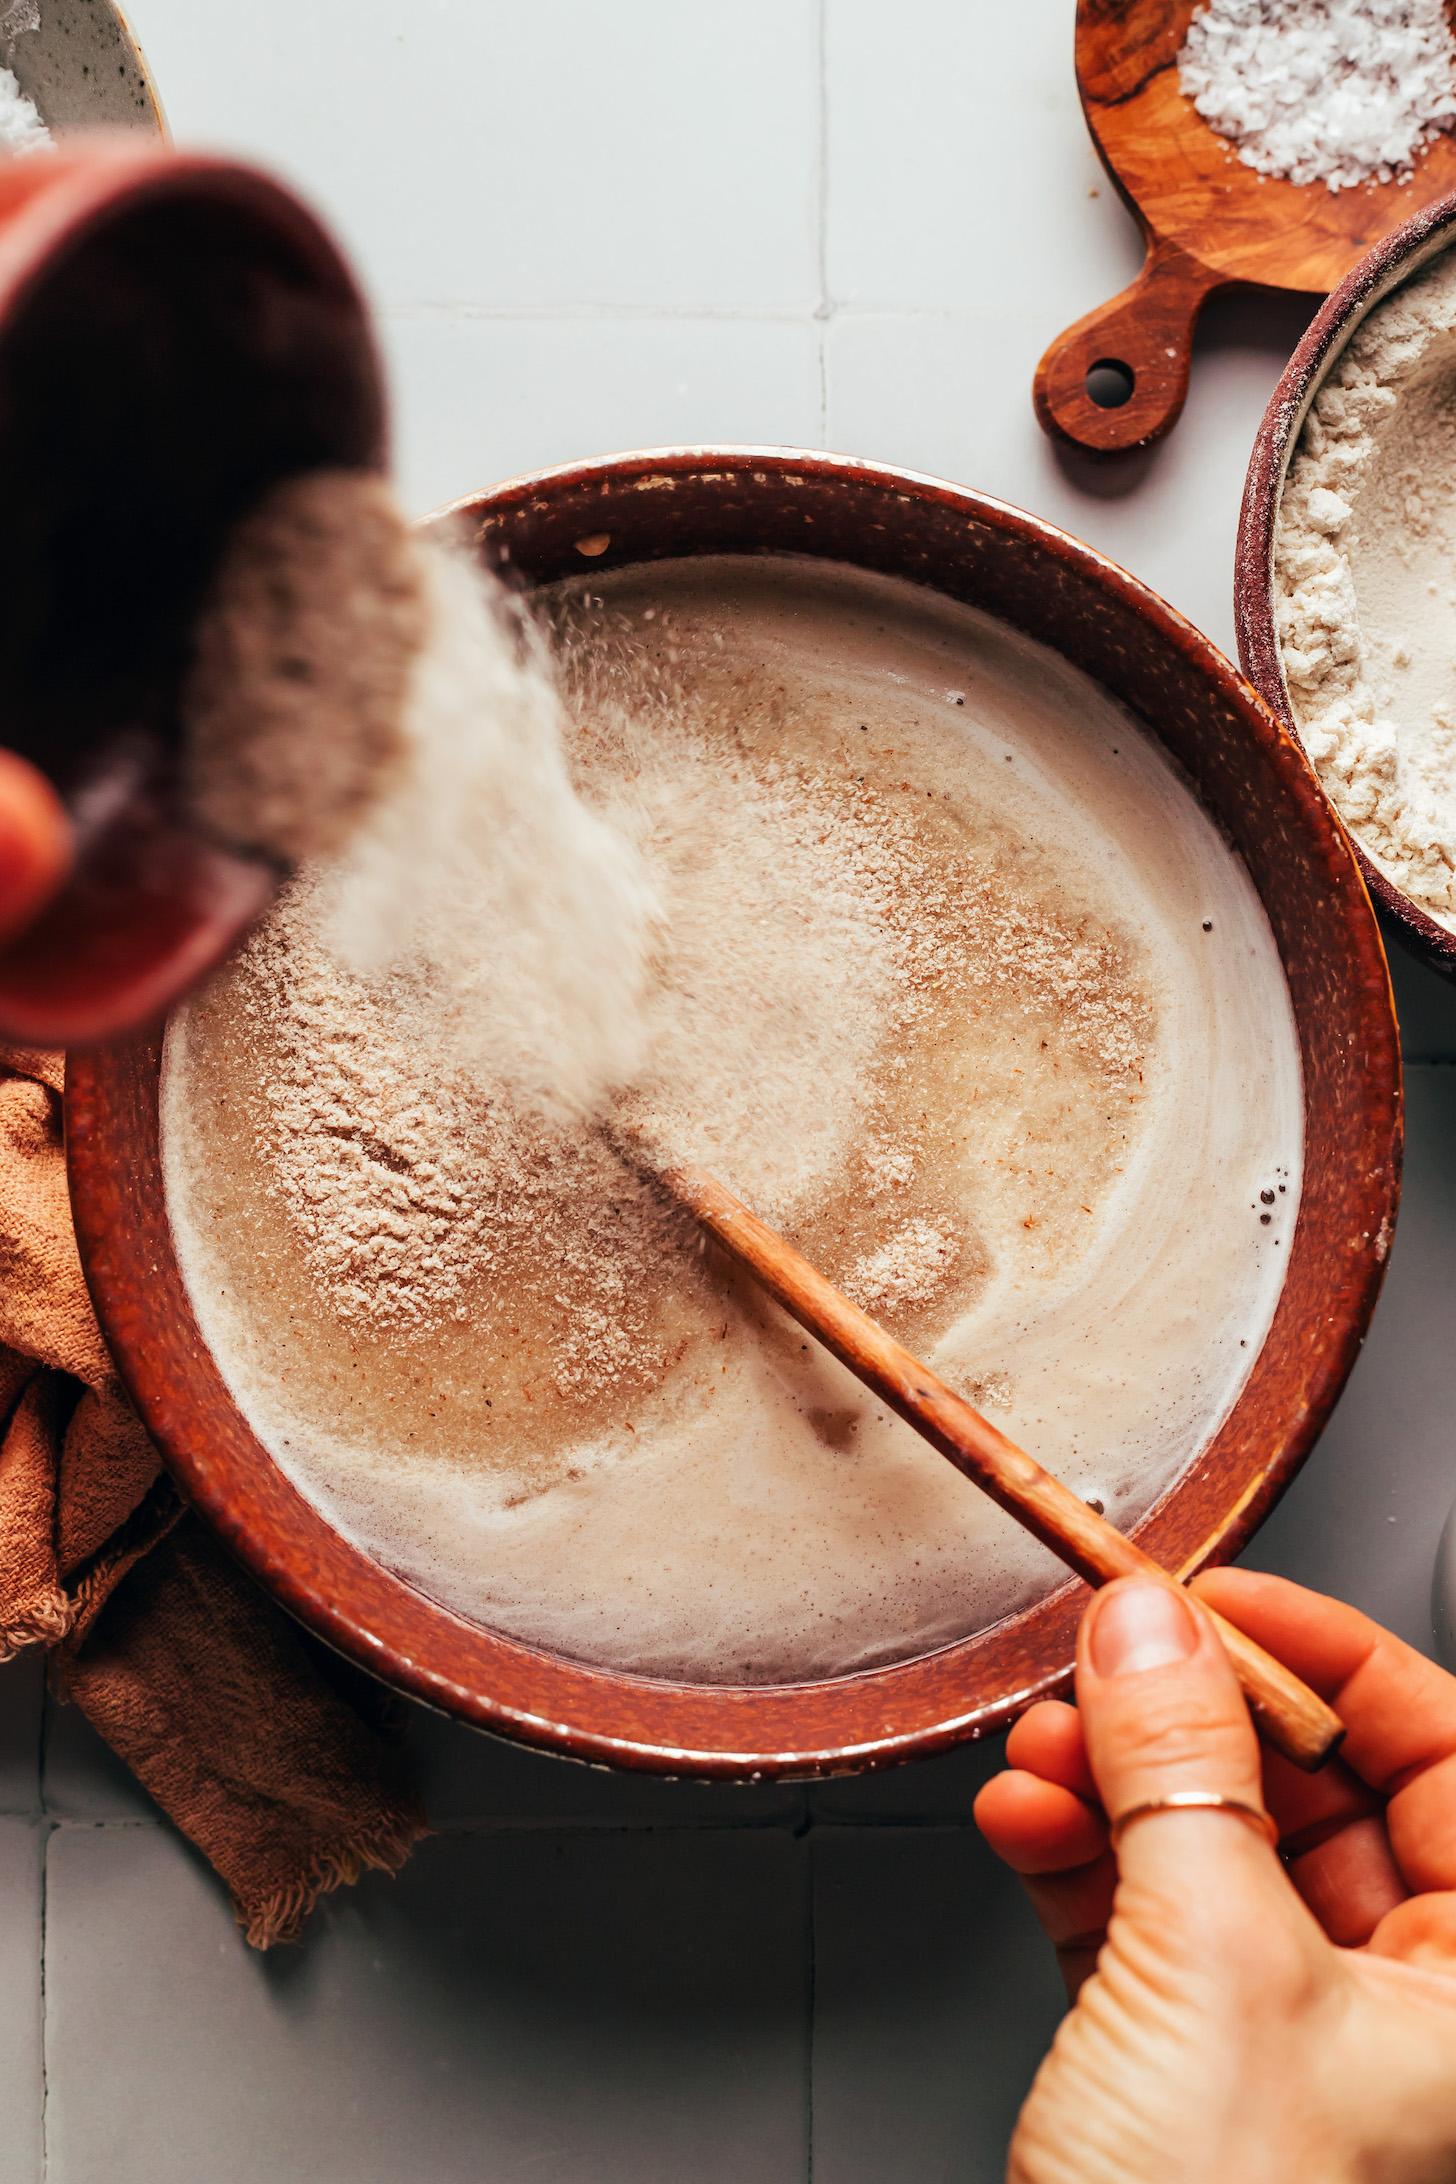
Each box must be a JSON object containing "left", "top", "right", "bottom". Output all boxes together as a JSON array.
[
  {"left": 975, "top": 1749, "right": 1115, "bottom": 2000},
  {"left": 1194, "top": 1569, "right": 1456, "bottom": 1795},
  {"left": 1365, "top": 1890, "right": 1456, "bottom": 1971},
  {"left": 1005, "top": 1701, "right": 1097, "bottom": 1802},
  {"left": 1197, "top": 1568, "right": 1456, "bottom": 1897},
  {"left": 1286, "top": 1817, "right": 1409, "bottom": 1946},
  {"left": 0, "top": 752, "right": 68, "bottom": 944},
  {"left": 1021, "top": 1854, "right": 1119, "bottom": 1999},
  {"left": 973, "top": 1768, "right": 1108, "bottom": 1874},
  {"left": 1076, "top": 1578, "right": 1288, "bottom": 1951},
  {"left": 1382, "top": 1753, "right": 1456, "bottom": 1896},
  {"left": 1256, "top": 1741, "right": 1408, "bottom": 1941},
  {"left": 1259, "top": 1741, "right": 1384, "bottom": 1848}
]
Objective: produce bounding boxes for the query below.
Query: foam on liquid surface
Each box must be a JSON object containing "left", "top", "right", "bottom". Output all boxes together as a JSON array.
[{"left": 161, "top": 559, "right": 1303, "bottom": 1684}]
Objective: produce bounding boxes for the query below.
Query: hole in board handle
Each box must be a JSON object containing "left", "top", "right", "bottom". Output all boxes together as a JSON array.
[{"left": 1085, "top": 358, "right": 1135, "bottom": 410}]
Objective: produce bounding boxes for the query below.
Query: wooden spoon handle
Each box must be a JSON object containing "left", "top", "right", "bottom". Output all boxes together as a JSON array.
[
  {"left": 1034, "top": 238, "right": 1221, "bottom": 456},
  {"left": 669, "top": 1164, "right": 1342, "bottom": 1773}
]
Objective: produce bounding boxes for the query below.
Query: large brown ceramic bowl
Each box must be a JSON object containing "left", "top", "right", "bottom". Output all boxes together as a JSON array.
[
  {"left": 67, "top": 451, "right": 1402, "bottom": 1778},
  {"left": 1237, "top": 189, "right": 1456, "bottom": 981}
]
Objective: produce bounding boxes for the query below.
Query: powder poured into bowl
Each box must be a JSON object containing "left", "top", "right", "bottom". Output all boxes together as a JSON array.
[
  {"left": 163, "top": 556, "right": 1303, "bottom": 1685},
  {"left": 186, "top": 480, "right": 658, "bottom": 1121}
]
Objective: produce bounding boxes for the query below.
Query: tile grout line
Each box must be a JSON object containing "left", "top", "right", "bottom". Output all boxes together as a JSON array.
[
  {"left": 805, "top": 1829, "right": 818, "bottom": 2183},
  {"left": 37, "top": 1683, "right": 50, "bottom": 2181},
  {"left": 377, "top": 301, "right": 820, "bottom": 325},
  {"left": 38, "top": 1819, "right": 52, "bottom": 2183}
]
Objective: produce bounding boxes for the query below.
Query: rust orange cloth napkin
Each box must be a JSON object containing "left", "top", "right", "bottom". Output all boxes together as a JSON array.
[{"left": 0, "top": 1047, "right": 426, "bottom": 1944}]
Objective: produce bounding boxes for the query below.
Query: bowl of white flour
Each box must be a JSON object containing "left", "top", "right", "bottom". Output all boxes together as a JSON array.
[
  {"left": 1239, "top": 186, "right": 1456, "bottom": 977},
  {"left": 0, "top": 3, "right": 162, "bottom": 143}
]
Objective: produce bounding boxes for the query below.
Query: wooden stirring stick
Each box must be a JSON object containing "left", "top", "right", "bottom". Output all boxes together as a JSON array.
[{"left": 662, "top": 1163, "right": 1343, "bottom": 1774}]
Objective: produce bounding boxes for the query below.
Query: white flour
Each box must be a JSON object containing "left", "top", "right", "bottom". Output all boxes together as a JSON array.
[
  {"left": 1275, "top": 241, "right": 1456, "bottom": 927},
  {"left": 1180, "top": 0, "right": 1456, "bottom": 190}
]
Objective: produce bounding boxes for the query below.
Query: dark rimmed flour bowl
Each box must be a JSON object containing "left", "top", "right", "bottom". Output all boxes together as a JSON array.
[{"left": 1237, "top": 188, "right": 1456, "bottom": 982}]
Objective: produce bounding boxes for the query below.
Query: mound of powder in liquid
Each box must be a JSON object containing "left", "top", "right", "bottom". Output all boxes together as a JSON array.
[
  {"left": 165, "top": 560, "right": 1306, "bottom": 1682},
  {"left": 1275, "top": 242, "right": 1456, "bottom": 925},
  {"left": 1179, "top": 0, "right": 1456, "bottom": 191},
  {"left": 222, "top": 624, "right": 1154, "bottom": 1398}
]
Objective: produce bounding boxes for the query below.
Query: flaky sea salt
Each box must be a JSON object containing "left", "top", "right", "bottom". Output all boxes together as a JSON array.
[
  {"left": 1179, "top": 0, "right": 1456, "bottom": 191},
  {"left": 0, "top": 64, "right": 47, "bottom": 155}
]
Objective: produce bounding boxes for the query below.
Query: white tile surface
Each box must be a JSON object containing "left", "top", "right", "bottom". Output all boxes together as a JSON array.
[
  {"left": 45, "top": 1824, "right": 809, "bottom": 2184},
  {"left": 411, "top": 1705, "right": 807, "bottom": 1829},
  {"left": 41, "top": 1693, "right": 154, "bottom": 1825},
  {"left": 1388, "top": 924, "right": 1456, "bottom": 1061},
  {"left": 824, "top": 290, "right": 1318, "bottom": 658},
  {"left": 809, "top": 1733, "right": 1002, "bottom": 1825},
  {"left": 811, "top": 1828, "right": 1060, "bottom": 2184},
  {"left": 382, "top": 313, "right": 823, "bottom": 516},
  {"left": 0, "top": 1652, "right": 40, "bottom": 1818},
  {"left": 826, "top": 0, "right": 1138, "bottom": 319},
  {"left": 1245, "top": 1063, "right": 1456, "bottom": 1657},
  {"left": 34, "top": 3, "right": 1456, "bottom": 2179},
  {"left": 121, "top": 0, "right": 820, "bottom": 314},
  {"left": 0, "top": 1821, "right": 43, "bottom": 2184},
  {"left": 42, "top": 1676, "right": 807, "bottom": 1829}
]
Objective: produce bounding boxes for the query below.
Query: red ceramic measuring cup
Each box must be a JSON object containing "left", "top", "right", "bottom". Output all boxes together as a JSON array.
[{"left": 0, "top": 138, "right": 387, "bottom": 1042}]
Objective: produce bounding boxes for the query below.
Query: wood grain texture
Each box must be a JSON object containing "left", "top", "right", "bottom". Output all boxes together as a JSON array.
[
  {"left": 664, "top": 1164, "right": 1343, "bottom": 1771},
  {"left": 1037, "top": 0, "right": 1456, "bottom": 453}
]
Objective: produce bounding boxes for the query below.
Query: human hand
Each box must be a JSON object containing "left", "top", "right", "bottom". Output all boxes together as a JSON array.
[
  {"left": 0, "top": 750, "right": 66, "bottom": 945},
  {"left": 974, "top": 1570, "right": 1456, "bottom": 2184}
]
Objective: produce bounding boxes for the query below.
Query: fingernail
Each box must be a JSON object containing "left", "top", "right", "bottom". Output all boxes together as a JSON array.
[{"left": 1089, "top": 1582, "right": 1198, "bottom": 1676}]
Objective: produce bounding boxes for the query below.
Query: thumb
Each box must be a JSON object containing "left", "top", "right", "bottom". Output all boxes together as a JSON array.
[{"left": 1077, "top": 1578, "right": 1285, "bottom": 1931}]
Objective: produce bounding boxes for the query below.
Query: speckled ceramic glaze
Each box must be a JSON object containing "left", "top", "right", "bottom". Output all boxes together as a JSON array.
[
  {"left": 8, "top": 1, "right": 163, "bottom": 136},
  {"left": 67, "top": 451, "right": 1404, "bottom": 1778},
  {"left": 1237, "top": 189, "right": 1456, "bottom": 982}
]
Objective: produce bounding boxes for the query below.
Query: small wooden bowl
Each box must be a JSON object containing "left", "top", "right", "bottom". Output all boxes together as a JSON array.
[
  {"left": 1236, "top": 189, "right": 1456, "bottom": 981},
  {"left": 68, "top": 452, "right": 1403, "bottom": 1778}
]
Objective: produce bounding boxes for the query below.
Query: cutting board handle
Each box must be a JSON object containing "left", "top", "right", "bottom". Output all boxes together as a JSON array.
[{"left": 1034, "top": 239, "right": 1220, "bottom": 456}]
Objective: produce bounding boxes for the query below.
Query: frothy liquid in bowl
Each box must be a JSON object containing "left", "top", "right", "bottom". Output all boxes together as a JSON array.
[{"left": 161, "top": 558, "right": 1303, "bottom": 1684}]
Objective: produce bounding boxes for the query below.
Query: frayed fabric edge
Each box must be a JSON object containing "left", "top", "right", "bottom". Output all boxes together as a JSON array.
[
  {"left": 0, "top": 1589, "right": 73, "bottom": 1659},
  {"left": 239, "top": 1806, "right": 432, "bottom": 1949}
]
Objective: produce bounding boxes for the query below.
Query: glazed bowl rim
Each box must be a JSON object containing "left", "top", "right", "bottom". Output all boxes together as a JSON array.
[
  {"left": 1235, "top": 186, "right": 1456, "bottom": 976},
  {"left": 67, "top": 445, "right": 1402, "bottom": 1778}
]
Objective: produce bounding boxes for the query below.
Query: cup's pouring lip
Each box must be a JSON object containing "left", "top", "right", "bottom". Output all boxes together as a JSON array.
[{"left": 66, "top": 449, "right": 1402, "bottom": 1777}]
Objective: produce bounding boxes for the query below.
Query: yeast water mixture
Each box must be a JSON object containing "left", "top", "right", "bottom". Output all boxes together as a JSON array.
[{"left": 162, "top": 558, "right": 1303, "bottom": 1684}]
